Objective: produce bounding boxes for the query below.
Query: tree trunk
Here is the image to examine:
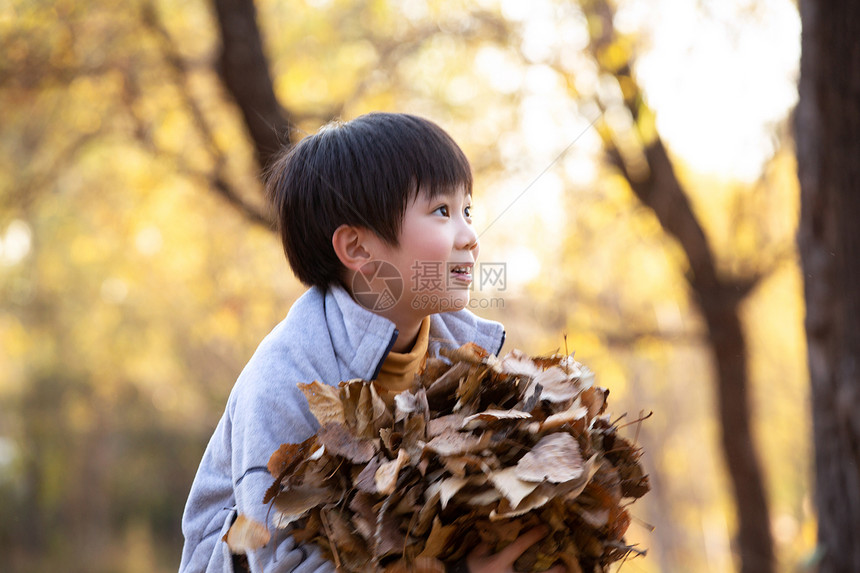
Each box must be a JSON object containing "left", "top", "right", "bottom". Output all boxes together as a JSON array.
[
  {"left": 210, "top": 0, "right": 292, "bottom": 169},
  {"left": 619, "top": 138, "right": 775, "bottom": 573},
  {"left": 796, "top": 1, "right": 860, "bottom": 571},
  {"left": 698, "top": 292, "right": 773, "bottom": 573}
]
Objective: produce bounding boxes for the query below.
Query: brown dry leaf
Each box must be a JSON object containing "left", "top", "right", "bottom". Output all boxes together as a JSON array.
[
  {"left": 299, "top": 381, "right": 345, "bottom": 426},
  {"left": 355, "top": 383, "right": 375, "bottom": 439},
  {"left": 515, "top": 533, "right": 562, "bottom": 572},
  {"left": 518, "top": 379, "right": 544, "bottom": 413},
  {"left": 393, "top": 483, "right": 422, "bottom": 516},
  {"left": 454, "top": 365, "right": 487, "bottom": 410},
  {"left": 348, "top": 491, "right": 377, "bottom": 539},
  {"left": 579, "top": 506, "right": 610, "bottom": 529},
  {"left": 489, "top": 489, "right": 551, "bottom": 520},
  {"left": 466, "top": 488, "right": 502, "bottom": 507},
  {"left": 266, "top": 435, "right": 317, "bottom": 479},
  {"left": 420, "top": 357, "right": 451, "bottom": 386},
  {"left": 370, "top": 382, "right": 394, "bottom": 432},
  {"left": 379, "top": 427, "right": 400, "bottom": 456},
  {"left": 394, "top": 391, "right": 419, "bottom": 422},
  {"left": 532, "top": 353, "right": 566, "bottom": 370},
  {"left": 317, "top": 423, "right": 377, "bottom": 463},
  {"left": 540, "top": 402, "right": 588, "bottom": 432},
  {"left": 426, "top": 475, "right": 470, "bottom": 510},
  {"left": 412, "top": 557, "right": 447, "bottom": 573},
  {"left": 620, "top": 462, "right": 650, "bottom": 499},
  {"left": 426, "top": 362, "right": 470, "bottom": 407},
  {"left": 498, "top": 349, "right": 543, "bottom": 378},
  {"left": 354, "top": 455, "right": 382, "bottom": 493},
  {"left": 441, "top": 342, "right": 489, "bottom": 364},
  {"left": 575, "top": 363, "right": 595, "bottom": 387},
  {"left": 488, "top": 466, "right": 541, "bottom": 508},
  {"left": 294, "top": 448, "right": 335, "bottom": 489},
  {"left": 339, "top": 380, "right": 363, "bottom": 433},
  {"left": 441, "top": 455, "right": 469, "bottom": 477},
  {"left": 223, "top": 514, "right": 271, "bottom": 554},
  {"left": 375, "top": 448, "right": 410, "bottom": 495},
  {"left": 515, "top": 433, "right": 584, "bottom": 483},
  {"left": 321, "top": 506, "right": 366, "bottom": 555},
  {"left": 374, "top": 499, "right": 407, "bottom": 558},
  {"left": 590, "top": 459, "right": 623, "bottom": 506},
  {"left": 264, "top": 435, "right": 320, "bottom": 504},
  {"left": 425, "top": 430, "right": 491, "bottom": 457},
  {"left": 413, "top": 490, "right": 441, "bottom": 537},
  {"left": 290, "top": 510, "right": 322, "bottom": 543},
  {"left": 417, "top": 517, "right": 458, "bottom": 559},
  {"left": 604, "top": 434, "right": 651, "bottom": 499},
  {"left": 417, "top": 456, "right": 430, "bottom": 476},
  {"left": 532, "top": 366, "right": 579, "bottom": 403},
  {"left": 427, "top": 413, "right": 466, "bottom": 437},
  {"left": 559, "top": 454, "right": 600, "bottom": 500},
  {"left": 401, "top": 414, "right": 428, "bottom": 461},
  {"left": 272, "top": 486, "right": 334, "bottom": 528},
  {"left": 607, "top": 506, "right": 631, "bottom": 541},
  {"left": 579, "top": 385, "right": 608, "bottom": 419},
  {"left": 475, "top": 517, "right": 525, "bottom": 548},
  {"left": 462, "top": 409, "right": 532, "bottom": 430}
]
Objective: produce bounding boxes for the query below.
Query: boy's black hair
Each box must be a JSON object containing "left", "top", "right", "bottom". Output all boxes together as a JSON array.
[{"left": 267, "top": 112, "right": 473, "bottom": 288}]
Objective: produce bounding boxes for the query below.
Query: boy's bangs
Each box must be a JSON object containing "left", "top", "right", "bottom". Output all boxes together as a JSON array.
[{"left": 400, "top": 121, "right": 473, "bottom": 203}]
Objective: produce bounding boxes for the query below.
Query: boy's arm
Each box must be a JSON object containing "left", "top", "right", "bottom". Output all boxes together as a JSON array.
[{"left": 229, "top": 366, "right": 336, "bottom": 573}]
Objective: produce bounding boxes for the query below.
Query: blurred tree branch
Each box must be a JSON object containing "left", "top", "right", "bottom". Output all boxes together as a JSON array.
[
  {"left": 571, "top": 1, "right": 775, "bottom": 571},
  {"left": 141, "top": 0, "right": 272, "bottom": 228}
]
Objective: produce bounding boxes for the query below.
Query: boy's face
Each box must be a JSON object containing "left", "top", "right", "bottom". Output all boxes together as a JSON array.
[{"left": 365, "top": 184, "right": 479, "bottom": 319}]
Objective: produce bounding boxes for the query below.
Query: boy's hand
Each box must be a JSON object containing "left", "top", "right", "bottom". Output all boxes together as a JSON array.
[{"left": 464, "top": 526, "right": 567, "bottom": 573}]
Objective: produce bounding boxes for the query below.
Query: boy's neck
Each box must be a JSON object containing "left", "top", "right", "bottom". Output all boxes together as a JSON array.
[
  {"left": 341, "top": 274, "right": 428, "bottom": 353},
  {"left": 391, "top": 318, "right": 422, "bottom": 353}
]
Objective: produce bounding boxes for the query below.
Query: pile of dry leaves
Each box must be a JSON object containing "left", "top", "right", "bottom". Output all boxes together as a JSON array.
[{"left": 226, "top": 343, "right": 650, "bottom": 572}]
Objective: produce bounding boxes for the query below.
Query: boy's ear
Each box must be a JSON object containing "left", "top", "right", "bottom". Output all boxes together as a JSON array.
[{"left": 332, "top": 224, "right": 374, "bottom": 272}]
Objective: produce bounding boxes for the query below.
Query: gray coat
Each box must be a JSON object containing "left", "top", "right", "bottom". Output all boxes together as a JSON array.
[{"left": 179, "top": 284, "right": 505, "bottom": 572}]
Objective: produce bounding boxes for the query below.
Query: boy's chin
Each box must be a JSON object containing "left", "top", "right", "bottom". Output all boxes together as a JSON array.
[{"left": 446, "top": 292, "right": 470, "bottom": 312}]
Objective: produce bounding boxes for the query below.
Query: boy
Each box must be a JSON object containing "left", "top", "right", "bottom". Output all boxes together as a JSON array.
[{"left": 180, "top": 113, "right": 564, "bottom": 573}]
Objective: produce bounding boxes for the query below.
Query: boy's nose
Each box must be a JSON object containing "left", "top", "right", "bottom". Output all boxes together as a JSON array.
[{"left": 457, "top": 220, "right": 479, "bottom": 252}]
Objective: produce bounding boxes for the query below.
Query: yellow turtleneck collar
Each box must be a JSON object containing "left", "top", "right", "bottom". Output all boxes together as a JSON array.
[{"left": 374, "top": 316, "right": 430, "bottom": 401}]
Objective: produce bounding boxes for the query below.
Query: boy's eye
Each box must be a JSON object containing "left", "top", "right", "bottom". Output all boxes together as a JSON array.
[
  {"left": 434, "top": 205, "right": 450, "bottom": 217},
  {"left": 464, "top": 205, "right": 472, "bottom": 219}
]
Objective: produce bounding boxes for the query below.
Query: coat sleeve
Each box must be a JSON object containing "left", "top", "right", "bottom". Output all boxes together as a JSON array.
[{"left": 228, "top": 346, "right": 337, "bottom": 573}]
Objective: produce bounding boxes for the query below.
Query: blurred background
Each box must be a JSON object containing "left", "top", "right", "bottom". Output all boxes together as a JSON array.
[{"left": 0, "top": 0, "right": 813, "bottom": 571}]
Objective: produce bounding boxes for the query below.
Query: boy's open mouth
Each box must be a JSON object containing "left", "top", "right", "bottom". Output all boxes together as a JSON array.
[{"left": 449, "top": 264, "right": 473, "bottom": 282}]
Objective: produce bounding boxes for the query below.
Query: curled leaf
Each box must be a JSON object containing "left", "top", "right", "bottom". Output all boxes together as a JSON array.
[
  {"left": 425, "top": 430, "right": 491, "bottom": 457},
  {"left": 532, "top": 367, "right": 579, "bottom": 403},
  {"left": 223, "top": 514, "right": 270, "bottom": 554},
  {"left": 488, "top": 466, "right": 541, "bottom": 508},
  {"left": 375, "top": 448, "right": 410, "bottom": 495},
  {"left": 272, "top": 486, "right": 335, "bottom": 528},
  {"left": 318, "top": 423, "right": 377, "bottom": 463},
  {"left": 299, "top": 381, "right": 345, "bottom": 426},
  {"left": 515, "top": 433, "right": 584, "bottom": 483},
  {"left": 462, "top": 409, "right": 532, "bottom": 430}
]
